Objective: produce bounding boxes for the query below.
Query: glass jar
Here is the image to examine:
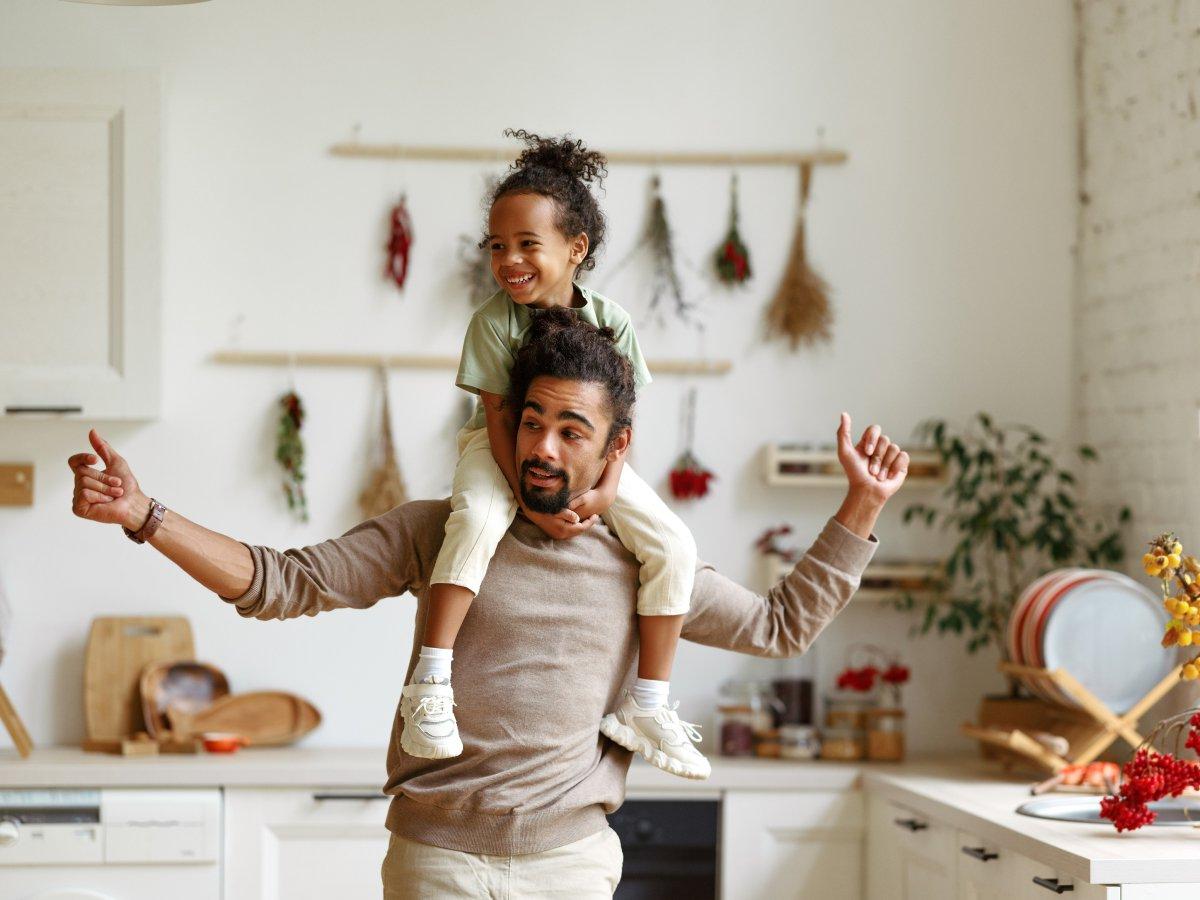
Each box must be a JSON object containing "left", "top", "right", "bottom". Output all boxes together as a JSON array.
[
  {"left": 819, "top": 726, "right": 865, "bottom": 761},
  {"left": 866, "top": 708, "right": 906, "bottom": 761},
  {"left": 716, "top": 704, "right": 756, "bottom": 757},
  {"left": 824, "top": 693, "right": 873, "bottom": 730},
  {"left": 717, "top": 680, "right": 784, "bottom": 756},
  {"left": 779, "top": 724, "right": 820, "bottom": 760}
]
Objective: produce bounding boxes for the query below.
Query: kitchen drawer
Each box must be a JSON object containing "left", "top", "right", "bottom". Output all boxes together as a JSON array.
[
  {"left": 887, "top": 800, "right": 955, "bottom": 900},
  {"left": 955, "top": 827, "right": 1004, "bottom": 900},
  {"left": 1003, "top": 849, "right": 1117, "bottom": 900}
]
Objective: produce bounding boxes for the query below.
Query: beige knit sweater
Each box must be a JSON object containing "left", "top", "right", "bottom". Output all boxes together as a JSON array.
[{"left": 220, "top": 499, "right": 876, "bottom": 855}]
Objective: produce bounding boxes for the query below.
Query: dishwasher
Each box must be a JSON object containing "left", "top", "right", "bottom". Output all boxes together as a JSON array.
[{"left": 0, "top": 788, "right": 221, "bottom": 900}]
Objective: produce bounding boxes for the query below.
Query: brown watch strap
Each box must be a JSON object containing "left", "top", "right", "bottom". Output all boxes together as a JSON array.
[{"left": 124, "top": 498, "right": 165, "bottom": 544}]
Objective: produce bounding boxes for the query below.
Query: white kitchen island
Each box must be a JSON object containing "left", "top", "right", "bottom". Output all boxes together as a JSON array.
[{"left": 1, "top": 749, "right": 1198, "bottom": 898}]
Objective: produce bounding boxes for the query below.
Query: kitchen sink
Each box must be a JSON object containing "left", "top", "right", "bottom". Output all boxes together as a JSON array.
[{"left": 1017, "top": 795, "right": 1200, "bottom": 826}]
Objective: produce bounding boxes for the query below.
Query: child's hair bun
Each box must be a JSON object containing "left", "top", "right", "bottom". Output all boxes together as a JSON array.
[{"left": 504, "top": 128, "right": 607, "bottom": 188}]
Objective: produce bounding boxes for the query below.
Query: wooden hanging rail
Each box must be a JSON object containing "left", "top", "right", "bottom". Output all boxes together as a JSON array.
[
  {"left": 211, "top": 350, "right": 731, "bottom": 377},
  {"left": 328, "top": 142, "right": 848, "bottom": 168}
]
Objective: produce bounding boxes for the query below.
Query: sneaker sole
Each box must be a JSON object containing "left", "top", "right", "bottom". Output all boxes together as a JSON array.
[
  {"left": 599, "top": 714, "right": 711, "bottom": 780},
  {"left": 400, "top": 729, "right": 463, "bottom": 760}
]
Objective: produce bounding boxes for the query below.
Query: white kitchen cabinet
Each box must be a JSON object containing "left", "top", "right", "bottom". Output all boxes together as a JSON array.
[
  {"left": 1002, "top": 850, "right": 1117, "bottom": 899},
  {"left": 955, "top": 827, "right": 1004, "bottom": 900},
  {"left": 720, "top": 789, "right": 863, "bottom": 899},
  {"left": 223, "top": 787, "right": 392, "bottom": 900},
  {"left": 0, "top": 68, "right": 162, "bottom": 420},
  {"left": 866, "top": 794, "right": 956, "bottom": 900}
]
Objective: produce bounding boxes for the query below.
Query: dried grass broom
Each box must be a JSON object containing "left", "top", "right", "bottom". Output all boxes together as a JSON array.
[
  {"left": 764, "top": 162, "right": 833, "bottom": 349},
  {"left": 358, "top": 365, "right": 408, "bottom": 519}
]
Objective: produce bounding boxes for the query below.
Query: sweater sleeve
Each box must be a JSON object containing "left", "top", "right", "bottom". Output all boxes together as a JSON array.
[
  {"left": 681, "top": 517, "right": 877, "bottom": 658},
  {"left": 217, "top": 499, "right": 449, "bottom": 621}
]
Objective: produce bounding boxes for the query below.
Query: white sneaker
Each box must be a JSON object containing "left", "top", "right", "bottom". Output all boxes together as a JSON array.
[
  {"left": 399, "top": 676, "right": 463, "bottom": 759},
  {"left": 600, "top": 691, "right": 711, "bottom": 780}
]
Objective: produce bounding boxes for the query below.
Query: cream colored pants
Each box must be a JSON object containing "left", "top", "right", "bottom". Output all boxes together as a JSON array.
[
  {"left": 380, "top": 827, "right": 624, "bottom": 899},
  {"left": 429, "top": 426, "right": 696, "bottom": 616}
]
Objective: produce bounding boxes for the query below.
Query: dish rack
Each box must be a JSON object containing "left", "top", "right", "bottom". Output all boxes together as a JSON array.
[{"left": 961, "top": 660, "right": 1184, "bottom": 773}]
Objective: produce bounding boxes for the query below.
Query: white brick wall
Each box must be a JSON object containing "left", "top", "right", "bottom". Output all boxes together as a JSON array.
[
  {"left": 1077, "top": 0, "right": 1200, "bottom": 712},
  {"left": 1078, "top": 0, "right": 1200, "bottom": 538}
]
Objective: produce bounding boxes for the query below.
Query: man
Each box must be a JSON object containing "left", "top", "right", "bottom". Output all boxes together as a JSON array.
[{"left": 68, "top": 315, "right": 908, "bottom": 898}]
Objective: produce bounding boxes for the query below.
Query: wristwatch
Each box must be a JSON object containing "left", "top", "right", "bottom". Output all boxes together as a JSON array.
[{"left": 123, "top": 498, "right": 166, "bottom": 544}]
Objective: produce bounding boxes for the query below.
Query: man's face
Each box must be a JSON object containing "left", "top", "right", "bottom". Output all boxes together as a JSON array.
[{"left": 515, "top": 376, "right": 629, "bottom": 514}]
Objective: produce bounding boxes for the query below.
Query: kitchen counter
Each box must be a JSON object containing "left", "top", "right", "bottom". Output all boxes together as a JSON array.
[
  {"left": 865, "top": 759, "right": 1200, "bottom": 886},
  {"left": 0, "top": 745, "right": 873, "bottom": 791},
  {"left": 7, "top": 748, "right": 1198, "bottom": 885}
]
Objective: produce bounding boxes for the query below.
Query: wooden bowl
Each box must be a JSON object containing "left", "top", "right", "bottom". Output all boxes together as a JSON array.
[{"left": 140, "top": 660, "right": 230, "bottom": 740}]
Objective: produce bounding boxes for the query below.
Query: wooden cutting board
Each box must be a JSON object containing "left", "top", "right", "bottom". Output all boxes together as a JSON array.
[
  {"left": 84, "top": 616, "right": 194, "bottom": 744},
  {"left": 167, "top": 691, "right": 321, "bottom": 746}
]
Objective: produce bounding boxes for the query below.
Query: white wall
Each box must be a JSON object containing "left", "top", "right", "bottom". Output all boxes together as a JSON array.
[
  {"left": 0, "top": 0, "right": 1077, "bottom": 753},
  {"left": 1076, "top": 0, "right": 1200, "bottom": 717}
]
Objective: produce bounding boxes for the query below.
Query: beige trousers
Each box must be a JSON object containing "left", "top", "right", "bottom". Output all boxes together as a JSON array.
[
  {"left": 429, "top": 425, "right": 696, "bottom": 616},
  {"left": 380, "top": 827, "right": 624, "bottom": 899}
]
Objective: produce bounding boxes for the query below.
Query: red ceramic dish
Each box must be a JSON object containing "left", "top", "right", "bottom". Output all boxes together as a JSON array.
[{"left": 202, "top": 732, "right": 245, "bottom": 753}]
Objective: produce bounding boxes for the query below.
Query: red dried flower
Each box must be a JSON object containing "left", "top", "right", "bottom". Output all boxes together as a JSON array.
[{"left": 669, "top": 450, "right": 716, "bottom": 500}]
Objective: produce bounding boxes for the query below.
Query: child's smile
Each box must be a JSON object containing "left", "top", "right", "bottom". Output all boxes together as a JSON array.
[{"left": 487, "top": 192, "right": 588, "bottom": 310}]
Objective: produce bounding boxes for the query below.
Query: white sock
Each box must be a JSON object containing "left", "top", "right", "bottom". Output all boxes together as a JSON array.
[
  {"left": 632, "top": 678, "right": 669, "bottom": 709},
  {"left": 413, "top": 646, "right": 453, "bottom": 683}
]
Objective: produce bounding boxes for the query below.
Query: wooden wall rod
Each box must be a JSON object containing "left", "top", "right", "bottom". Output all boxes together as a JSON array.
[
  {"left": 329, "top": 143, "right": 848, "bottom": 168},
  {"left": 211, "top": 350, "right": 732, "bottom": 377}
]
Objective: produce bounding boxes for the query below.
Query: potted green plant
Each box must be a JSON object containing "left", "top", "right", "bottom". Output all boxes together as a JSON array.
[{"left": 898, "top": 412, "right": 1130, "bottom": 660}]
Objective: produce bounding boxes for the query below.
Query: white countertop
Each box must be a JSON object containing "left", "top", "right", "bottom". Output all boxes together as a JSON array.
[
  {"left": 6, "top": 748, "right": 1197, "bottom": 883},
  {"left": 865, "top": 759, "right": 1200, "bottom": 885},
  {"left": 0, "top": 745, "right": 869, "bottom": 792}
]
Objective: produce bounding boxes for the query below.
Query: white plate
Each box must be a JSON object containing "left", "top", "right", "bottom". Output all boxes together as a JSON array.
[{"left": 1041, "top": 574, "right": 1174, "bottom": 714}]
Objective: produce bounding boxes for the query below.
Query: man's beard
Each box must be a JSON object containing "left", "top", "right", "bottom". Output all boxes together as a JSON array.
[{"left": 519, "top": 457, "right": 571, "bottom": 513}]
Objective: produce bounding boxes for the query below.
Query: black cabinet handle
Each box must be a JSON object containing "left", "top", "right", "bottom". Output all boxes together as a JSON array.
[
  {"left": 311, "top": 792, "right": 389, "bottom": 801},
  {"left": 893, "top": 817, "right": 928, "bottom": 832},
  {"left": 961, "top": 846, "right": 998, "bottom": 861},
  {"left": 1032, "top": 876, "right": 1074, "bottom": 893},
  {"left": 5, "top": 405, "right": 83, "bottom": 415}
]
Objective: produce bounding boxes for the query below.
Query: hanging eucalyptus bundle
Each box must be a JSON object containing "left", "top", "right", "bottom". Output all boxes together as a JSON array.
[{"left": 764, "top": 162, "right": 833, "bottom": 349}]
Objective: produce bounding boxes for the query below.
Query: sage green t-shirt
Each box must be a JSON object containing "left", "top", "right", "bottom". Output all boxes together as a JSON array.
[{"left": 456, "top": 282, "right": 652, "bottom": 430}]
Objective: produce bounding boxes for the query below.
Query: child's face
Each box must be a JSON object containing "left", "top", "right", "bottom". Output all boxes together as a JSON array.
[{"left": 487, "top": 192, "right": 588, "bottom": 309}]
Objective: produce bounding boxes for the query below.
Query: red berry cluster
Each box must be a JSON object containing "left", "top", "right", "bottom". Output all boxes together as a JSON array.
[
  {"left": 836, "top": 665, "right": 879, "bottom": 692},
  {"left": 669, "top": 452, "right": 716, "bottom": 500},
  {"left": 1100, "top": 716, "right": 1200, "bottom": 832},
  {"left": 882, "top": 664, "right": 911, "bottom": 686}
]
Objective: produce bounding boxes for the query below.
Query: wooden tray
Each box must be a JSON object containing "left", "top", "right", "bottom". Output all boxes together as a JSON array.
[
  {"left": 167, "top": 691, "right": 321, "bottom": 746},
  {"left": 84, "top": 616, "right": 193, "bottom": 744}
]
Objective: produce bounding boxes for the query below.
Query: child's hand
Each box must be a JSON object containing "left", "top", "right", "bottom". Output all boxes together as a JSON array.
[
  {"left": 568, "top": 488, "right": 611, "bottom": 521},
  {"left": 522, "top": 505, "right": 600, "bottom": 540}
]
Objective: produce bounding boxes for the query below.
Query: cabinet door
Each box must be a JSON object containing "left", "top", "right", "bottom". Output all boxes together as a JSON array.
[
  {"left": 1002, "top": 849, "right": 1118, "bottom": 900},
  {"left": 955, "top": 828, "right": 1003, "bottom": 900},
  {"left": 224, "top": 787, "right": 392, "bottom": 900},
  {"left": 720, "top": 790, "right": 863, "bottom": 900},
  {"left": 887, "top": 801, "right": 956, "bottom": 900},
  {"left": 0, "top": 68, "right": 161, "bottom": 420}
]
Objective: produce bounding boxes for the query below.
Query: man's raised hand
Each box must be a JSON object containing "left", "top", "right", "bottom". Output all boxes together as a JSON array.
[
  {"left": 67, "top": 429, "right": 143, "bottom": 527},
  {"left": 836, "top": 412, "right": 908, "bottom": 502}
]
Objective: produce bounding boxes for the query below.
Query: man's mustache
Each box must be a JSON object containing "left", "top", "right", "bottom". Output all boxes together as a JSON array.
[{"left": 520, "top": 458, "right": 567, "bottom": 482}]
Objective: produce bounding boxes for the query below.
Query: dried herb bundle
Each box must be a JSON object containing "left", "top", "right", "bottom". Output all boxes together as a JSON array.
[
  {"left": 764, "top": 162, "right": 832, "bottom": 349},
  {"left": 358, "top": 366, "right": 408, "bottom": 519},
  {"left": 276, "top": 390, "right": 309, "bottom": 523}
]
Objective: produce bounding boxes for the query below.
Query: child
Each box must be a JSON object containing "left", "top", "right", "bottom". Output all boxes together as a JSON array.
[{"left": 399, "top": 129, "right": 710, "bottom": 780}]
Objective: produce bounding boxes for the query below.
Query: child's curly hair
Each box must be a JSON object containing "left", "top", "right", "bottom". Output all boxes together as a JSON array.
[{"left": 482, "top": 129, "right": 608, "bottom": 273}]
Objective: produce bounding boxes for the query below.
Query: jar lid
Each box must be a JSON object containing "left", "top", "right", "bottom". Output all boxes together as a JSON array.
[{"left": 779, "top": 724, "right": 817, "bottom": 737}]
